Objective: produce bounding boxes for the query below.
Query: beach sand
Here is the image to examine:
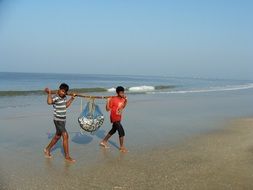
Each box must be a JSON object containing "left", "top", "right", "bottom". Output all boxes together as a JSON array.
[
  {"left": 1, "top": 118, "right": 253, "bottom": 190},
  {"left": 0, "top": 90, "right": 253, "bottom": 190},
  {"left": 70, "top": 118, "right": 253, "bottom": 190}
]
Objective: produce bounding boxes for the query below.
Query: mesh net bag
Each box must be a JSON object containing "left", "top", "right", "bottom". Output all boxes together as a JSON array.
[{"left": 78, "top": 99, "right": 104, "bottom": 133}]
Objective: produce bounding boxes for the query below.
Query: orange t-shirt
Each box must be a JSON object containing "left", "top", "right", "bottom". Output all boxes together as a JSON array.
[{"left": 109, "top": 96, "right": 126, "bottom": 123}]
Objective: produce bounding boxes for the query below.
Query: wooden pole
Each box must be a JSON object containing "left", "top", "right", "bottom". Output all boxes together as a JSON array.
[
  {"left": 49, "top": 90, "right": 112, "bottom": 99},
  {"left": 68, "top": 93, "right": 112, "bottom": 99}
]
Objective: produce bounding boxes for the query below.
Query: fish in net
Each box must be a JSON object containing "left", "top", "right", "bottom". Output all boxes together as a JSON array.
[{"left": 78, "top": 99, "right": 104, "bottom": 133}]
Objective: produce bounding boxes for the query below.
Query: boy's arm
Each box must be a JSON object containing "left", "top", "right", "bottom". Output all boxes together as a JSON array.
[
  {"left": 45, "top": 88, "right": 53, "bottom": 105},
  {"left": 106, "top": 98, "right": 111, "bottom": 111},
  {"left": 122, "top": 96, "right": 127, "bottom": 109},
  {"left": 66, "top": 93, "right": 76, "bottom": 108}
]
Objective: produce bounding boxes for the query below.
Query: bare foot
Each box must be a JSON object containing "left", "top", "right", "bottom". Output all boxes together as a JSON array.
[
  {"left": 119, "top": 147, "right": 128, "bottom": 153},
  {"left": 43, "top": 148, "right": 52, "bottom": 158},
  {"left": 65, "top": 157, "right": 76, "bottom": 163},
  {"left": 99, "top": 141, "right": 110, "bottom": 149}
]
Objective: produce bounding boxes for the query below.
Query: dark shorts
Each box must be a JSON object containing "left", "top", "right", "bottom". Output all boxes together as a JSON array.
[
  {"left": 108, "top": 121, "right": 125, "bottom": 137},
  {"left": 54, "top": 120, "right": 67, "bottom": 135}
]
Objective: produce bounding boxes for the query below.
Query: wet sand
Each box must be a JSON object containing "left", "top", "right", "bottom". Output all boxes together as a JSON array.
[
  {"left": 73, "top": 118, "right": 253, "bottom": 190},
  {"left": 1, "top": 118, "right": 253, "bottom": 189},
  {"left": 1, "top": 90, "right": 253, "bottom": 189}
]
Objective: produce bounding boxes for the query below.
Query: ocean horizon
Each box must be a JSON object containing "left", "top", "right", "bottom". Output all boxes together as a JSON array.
[{"left": 0, "top": 72, "right": 253, "bottom": 96}]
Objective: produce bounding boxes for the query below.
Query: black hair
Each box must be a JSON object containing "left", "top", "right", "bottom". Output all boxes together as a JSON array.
[
  {"left": 59, "top": 83, "right": 69, "bottom": 92},
  {"left": 116, "top": 86, "right": 125, "bottom": 93}
]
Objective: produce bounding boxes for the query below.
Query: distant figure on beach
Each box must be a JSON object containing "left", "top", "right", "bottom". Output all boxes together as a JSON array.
[
  {"left": 43, "top": 83, "right": 76, "bottom": 163},
  {"left": 100, "top": 86, "right": 128, "bottom": 152}
]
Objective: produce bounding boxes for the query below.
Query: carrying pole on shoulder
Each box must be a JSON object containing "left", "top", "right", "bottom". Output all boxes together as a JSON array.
[
  {"left": 49, "top": 90, "right": 112, "bottom": 99},
  {"left": 67, "top": 93, "right": 112, "bottom": 99}
]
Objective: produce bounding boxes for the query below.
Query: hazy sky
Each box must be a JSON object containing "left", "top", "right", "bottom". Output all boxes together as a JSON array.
[{"left": 0, "top": 0, "right": 252, "bottom": 79}]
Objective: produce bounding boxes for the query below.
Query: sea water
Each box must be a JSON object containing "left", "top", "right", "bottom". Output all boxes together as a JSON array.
[{"left": 0, "top": 72, "right": 253, "bottom": 148}]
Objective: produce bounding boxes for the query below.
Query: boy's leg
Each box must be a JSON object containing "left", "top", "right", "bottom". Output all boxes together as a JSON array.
[
  {"left": 44, "top": 120, "right": 63, "bottom": 158},
  {"left": 44, "top": 133, "right": 61, "bottom": 158},
  {"left": 62, "top": 132, "right": 75, "bottom": 163},
  {"left": 100, "top": 123, "right": 117, "bottom": 148},
  {"left": 119, "top": 137, "right": 124, "bottom": 148},
  {"left": 117, "top": 122, "right": 128, "bottom": 152}
]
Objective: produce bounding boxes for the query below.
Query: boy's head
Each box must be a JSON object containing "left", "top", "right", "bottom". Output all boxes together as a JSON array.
[
  {"left": 116, "top": 86, "right": 125, "bottom": 98},
  {"left": 58, "top": 83, "right": 69, "bottom": 97}
]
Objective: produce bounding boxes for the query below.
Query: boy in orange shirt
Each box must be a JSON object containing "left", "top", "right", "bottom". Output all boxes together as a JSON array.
[{"left": 100, "top": 86, "right": 128, "bottom": 152}]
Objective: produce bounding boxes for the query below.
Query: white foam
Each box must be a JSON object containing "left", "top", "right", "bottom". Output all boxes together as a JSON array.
[
  {"left": 128, "top": 86, "right": 155, "bottom": 92},
  {"left": 107, "top": 88, "right": 116, "bottom": 92},
  {"left": 148, "top": 83, "right": 253, "bottom": 94}
]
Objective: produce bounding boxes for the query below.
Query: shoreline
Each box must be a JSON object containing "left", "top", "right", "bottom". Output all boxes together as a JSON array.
[{"left": 0, "top": 87, "right": 253, "bottom": 189}]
